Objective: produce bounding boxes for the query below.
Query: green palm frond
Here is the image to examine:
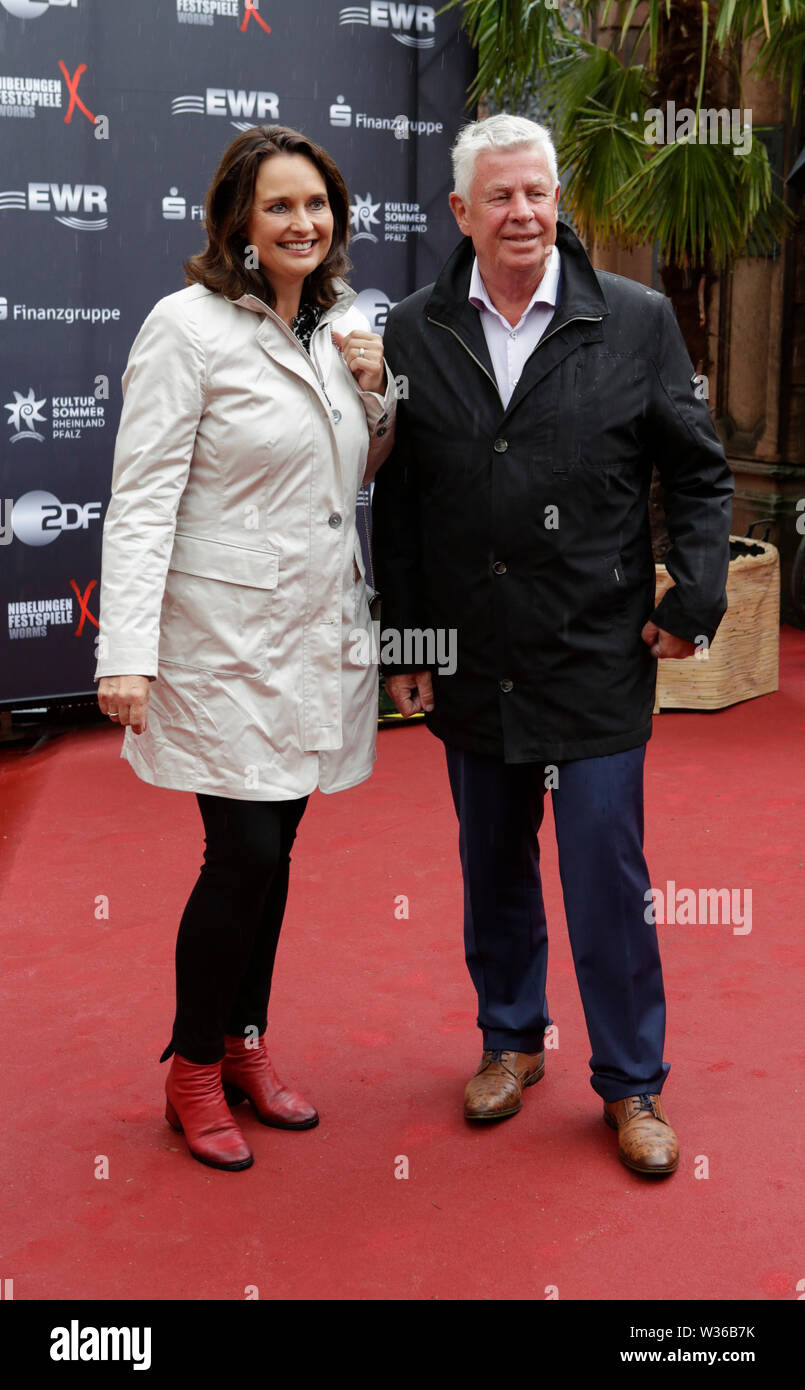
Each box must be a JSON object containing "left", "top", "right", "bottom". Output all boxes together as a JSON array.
[
  {"left": 437, "top": 0, "right": 566, "bottom": 106},
  {"left": 543, "top": 37, "right": 651, "bottom": 141},
  {"left": 714, "top": 0, "right": 805, "bottom": 108},
  {"left": 610, "top": 136, "right": 792, "bottom": 267},
  {"left": 553, "top": 105, "right": 647, "bottom": 245}
]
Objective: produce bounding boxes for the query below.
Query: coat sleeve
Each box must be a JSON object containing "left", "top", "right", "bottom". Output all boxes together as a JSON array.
[
  {"left": 644, "top": 294, "right": 734, "bottom": 645},
  {"left": 94, "top": 298, "right": 207, "bottom": 680},
  {"left": 334, "top": 305, "right": 397, "bottom": 483},
  {"left": 359, "top": 358, "right": 397, "bottom": 484},
  {"left": 370, "top": 310, "right": 426, "bottom": 672}
]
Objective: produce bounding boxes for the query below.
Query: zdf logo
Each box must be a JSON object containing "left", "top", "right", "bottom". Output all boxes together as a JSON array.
[
  {"left": 1, "top": 1, "right": 78, "bottom": 17},
  {"left": 5, "top": 490, "right": 102, "bottom": 546}
]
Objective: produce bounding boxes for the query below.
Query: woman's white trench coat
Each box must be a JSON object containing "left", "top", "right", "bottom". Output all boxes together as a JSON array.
[{"left": 94, "top": 279, "right": 397, "bottom": 800}]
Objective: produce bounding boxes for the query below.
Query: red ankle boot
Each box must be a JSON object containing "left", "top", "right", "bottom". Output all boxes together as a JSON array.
[
  {"left": 165, "top": 1054, "right": 254, "bottom": 1171},
  {"left": 222, "top": 1033, "right": 318, "bottom": 1130}
]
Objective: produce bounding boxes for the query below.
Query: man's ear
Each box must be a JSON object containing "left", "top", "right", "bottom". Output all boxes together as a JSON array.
[{"left": 448, "top": 191, "right": 470, "bottom": 236}]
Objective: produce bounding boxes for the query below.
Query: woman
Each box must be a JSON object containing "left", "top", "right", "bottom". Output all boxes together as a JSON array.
[{"left": 95, "top": 126, "right": 396, "bottom": 1172}]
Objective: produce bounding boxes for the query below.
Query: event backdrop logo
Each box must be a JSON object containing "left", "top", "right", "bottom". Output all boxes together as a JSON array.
[
  {"left": 5, "top": 388, "right": 46, "bottom": 442},
  {"left": 5, "top": 386, "right": 106, "bottom": 442},
  {"left": 350, "top": 192, "right": 427, "bottom": 243},
  {"left": 338, "top": 4, "right": 436, "bottom": 48},
  {"left": 0, "top": 62, "right": 94, "bottom": 122},
  {"left": 162, "top": 188, "right": 205, "bottom": 221},
  {"left": 11, "top": 490, "right": 102, "bottom": 546},
  {"left": 0, "top": 0, "right": 77, "bottom": 17},
  {"left": 6, "top": 580, "right": 98, "bottom": 640},
  {"left": 171, "top": 88, "right": 279, "bottom": 131},
  {"left": 329, "top": 97, "right": 443, "bottom": 137},
  {"left": 352, "top": 287, "right": 396, "bottom": 334},
  {"left": 0, "top": 183, "right": 108, "bottom": 230},
  {"left": 175, "top": 1, "right": 271, "bottom": 32}
]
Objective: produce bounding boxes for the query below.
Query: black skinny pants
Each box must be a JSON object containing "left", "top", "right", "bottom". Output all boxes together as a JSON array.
[{"left": 159, "top": 792, "right": 308, "bottom": 1066}]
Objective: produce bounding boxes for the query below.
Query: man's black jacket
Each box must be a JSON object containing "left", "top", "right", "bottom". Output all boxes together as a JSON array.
[{"left": 372, "top": 223, "right": 734, "bottom": 763}]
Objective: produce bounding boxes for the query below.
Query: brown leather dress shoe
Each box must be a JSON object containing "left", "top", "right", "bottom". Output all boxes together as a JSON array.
[
  {"left": 464, "top": 1049, "right": 545, "bottom": 1120},
  {"left": 603, "top": 1093, "right": 679, "bottom": 1175}
]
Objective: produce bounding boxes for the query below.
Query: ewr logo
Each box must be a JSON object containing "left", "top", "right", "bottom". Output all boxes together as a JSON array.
[
  {"left": 171, "top": 90, "right": 279, "bottom": 129},
  {"left": 0, "top": 184, "right": 108, "bottom": 231}
]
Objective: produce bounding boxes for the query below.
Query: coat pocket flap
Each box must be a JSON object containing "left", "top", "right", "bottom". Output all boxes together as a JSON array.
[{"left": 169, "top": 533, "right": 279, "bottom": 590}]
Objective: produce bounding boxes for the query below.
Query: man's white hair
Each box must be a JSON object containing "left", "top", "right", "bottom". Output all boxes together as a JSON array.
[{"left": 451, "top": 114, "right": 559, "bottom": 202}]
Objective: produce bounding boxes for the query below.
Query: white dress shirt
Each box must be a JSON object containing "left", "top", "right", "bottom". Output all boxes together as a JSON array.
[{"left": 468, "top": 246, "right": 562, "bottom": 407}]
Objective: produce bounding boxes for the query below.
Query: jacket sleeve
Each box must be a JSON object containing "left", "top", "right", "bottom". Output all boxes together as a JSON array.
[
  {"left": 94, "top": 298, "right": 206, "bottom": 680},
  {"left": 359, "top": 358, "right": 397, "bottom": 484},
  {"left": 370, "top": 310, "right": 426, "bottom": 672},
  {"left": 645, "top": 294, "right": 734, "bottom": 644},
  {"left": 335, "top": 305, "right": 397, "bottom": 483}
]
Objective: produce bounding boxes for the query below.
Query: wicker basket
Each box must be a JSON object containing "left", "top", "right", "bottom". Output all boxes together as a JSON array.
[{"left": 653, "top": 537, "right": 780, "bottom": 711}]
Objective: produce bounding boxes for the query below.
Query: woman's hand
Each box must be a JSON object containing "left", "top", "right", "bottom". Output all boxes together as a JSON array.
[
  {"left": 332, "top": 329, "right": 386, "bottom": 394},
  {"left": 97, "top": 675, "right": 151, "bottom": 735}
]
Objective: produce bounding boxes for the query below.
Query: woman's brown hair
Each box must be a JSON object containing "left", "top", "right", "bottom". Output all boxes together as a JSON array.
[{"left": 184, "top": 125, "right": 352, "bottom": 309}]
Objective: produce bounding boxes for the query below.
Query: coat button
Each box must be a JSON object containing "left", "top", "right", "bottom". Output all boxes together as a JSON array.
[
  {"left": 331, "top": 409, "right": 342, "bottom": 423},
  {"left": 328, "top": 512, "right": 342, "bottom": 528},
  {"left": 499, "top": 678, "right": 514, "bottom": 693},
  {"left": 492, "top": 560, "right": 507, "bottom": 574},
  {"left": 377, "top": 425, "right": 387, "bottom": 436},
  {"left": 493, "top": 438, "right": 508, "bottom": 453}
]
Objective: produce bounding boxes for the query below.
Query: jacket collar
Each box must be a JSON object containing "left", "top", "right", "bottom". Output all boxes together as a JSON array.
[
  {"left": 426, "top": 221, "right": 608, "bottom": 327},
  {"left": 424, "top": 221, "right": 609, "bottom": 420},
  {"left": 227, "top": 276, "right": 356, "bottom": 325}
]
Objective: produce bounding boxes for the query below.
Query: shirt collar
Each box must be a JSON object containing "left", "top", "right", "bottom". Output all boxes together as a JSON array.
[{"left": 468, "top": 244, "right": 561, "bottom": 324}]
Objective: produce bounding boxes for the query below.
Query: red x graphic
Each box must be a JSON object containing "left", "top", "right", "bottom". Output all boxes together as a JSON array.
[
  {"left": 58, "top": 61, "right": 96, "bottom": 125},
  {"left": 70, "top": 579, "right": 99, "bottom": 636},
  {"left": 241, "top": 1, "right": 271, "bottom": 34}
]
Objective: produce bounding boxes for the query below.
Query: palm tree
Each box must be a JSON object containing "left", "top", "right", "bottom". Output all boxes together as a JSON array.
[{"left": 443, "top": 0, "right": 801, "bottom": 555}]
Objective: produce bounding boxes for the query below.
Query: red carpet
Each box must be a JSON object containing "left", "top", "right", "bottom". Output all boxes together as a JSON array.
[{"left": 1, "top": 629, "right": 804, "bottom": 1301}]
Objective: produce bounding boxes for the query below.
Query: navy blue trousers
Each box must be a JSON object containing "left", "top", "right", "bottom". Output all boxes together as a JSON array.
[{"left": 444, "top": 743, "right": 670, "bottom": 1102}]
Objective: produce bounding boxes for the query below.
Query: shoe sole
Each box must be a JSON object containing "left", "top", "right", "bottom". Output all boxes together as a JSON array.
[
  {"left": 603, "top": 1107, "right": 679, "bottom": 1175},
  {"left": 165, "top": 1110, "right": 254, "bottom": 1171},
  {"left": 224, "top": 1084, "right": 319, "bottom": 1130},
  {"left": 464, "top": 1063, "right": 545, "bottom": 1120}
]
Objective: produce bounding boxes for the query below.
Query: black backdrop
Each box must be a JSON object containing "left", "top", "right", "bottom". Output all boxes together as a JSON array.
[{"left": 0, "top": 0, "right": 473, "bottom": 703}]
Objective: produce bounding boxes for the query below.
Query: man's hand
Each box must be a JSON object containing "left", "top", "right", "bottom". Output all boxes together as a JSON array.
[
  {"left": 641, "top": 622, "right": 697, "bottom": 659},
  {"left": 97, "top": 674, "right": 151, "bottom": 734},
  {"left": 332, "top": 329, "right": 386, "bottom": 394},
  {"left": 384, "top": 670, "right": 434, "bottom": 716}
]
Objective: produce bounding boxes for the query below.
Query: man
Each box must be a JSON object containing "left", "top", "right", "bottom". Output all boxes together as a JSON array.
[{"left": 372, "top": 114, "right": 733, "bottom": 1176}]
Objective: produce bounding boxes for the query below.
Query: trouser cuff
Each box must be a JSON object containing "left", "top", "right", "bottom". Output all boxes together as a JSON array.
[{"left": 482, "top": 1027, "right": 546, "bottom": 1054}]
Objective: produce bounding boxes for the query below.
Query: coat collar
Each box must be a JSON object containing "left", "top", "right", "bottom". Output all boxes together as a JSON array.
[
  {"left": 424, "top": 221, "right": 609, "bottom": 421},
  {"left": 227, "top": 276, "right": 357, "bottom": 324},
  {"left": 426, "top": 221, "right": 608, "bottom": 327}
]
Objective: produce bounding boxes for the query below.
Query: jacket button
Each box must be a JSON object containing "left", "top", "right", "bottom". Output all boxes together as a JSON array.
[
  {"left": 377, "top": 425, "right": 387, "bottom": 436},
  {"left": 499, "top": 679, "right": 514, "bottom": 693},
  {"left": 492, "top": 560, "right": 507, "bottom": 574},
  {"left": 331, "top": 409, "right": 342, "bottom": 424},
  {"left": 328, "top": 512, "right": 342, "bottom": 528},
  {"left": 493, "top": 438, "right": 508, "bottom": 453}
]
